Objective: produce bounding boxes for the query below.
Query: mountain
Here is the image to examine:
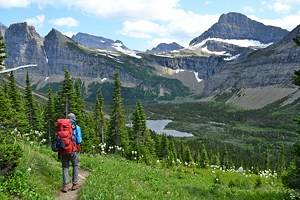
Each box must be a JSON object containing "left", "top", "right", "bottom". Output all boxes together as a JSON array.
[
  {"left": 147, "top": 42, "right": 184, "bottom": 54},
  {"left": 4, "top": 22, "right": 47, "bottom": 74},
  {"left": 0, "top": 22, "right": 6, "bottom": 37},
  {"left": 3, "top": 23, "right": 189, "bottom": 102},
  {"left": 72, "top": 32, "right": 129, "bottom": 51},
  {"left": 188, "top": 12, "right": 289, "bottom": 60},
  {"left": 203, "top": 24, "right": 300, "bottom": 109},
  {"left": 3, "top": 13, "right": 300, "bottom": 108},
  {"left": 190, "top": 12, "right": 288, "bottom": 46}
]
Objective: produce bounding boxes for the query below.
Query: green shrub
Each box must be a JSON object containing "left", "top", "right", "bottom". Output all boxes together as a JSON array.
[{"left": 0, "top": 131, "right": 22, "bottom": 176}]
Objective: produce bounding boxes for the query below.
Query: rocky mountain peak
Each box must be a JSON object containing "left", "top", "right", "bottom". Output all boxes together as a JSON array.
[
  {"left": 72, "top": 32, "right": 128, "bottom": 51},
  {"left": 4, "top": 22, "right": 46, "bottom": 69},
  {"left": 0, "top": 22, "right": 6, "bottom": 37},
  {"left": 190, "top": 12, "right": 289, "bottom": 46},
  {"left": 45, "top": 28, "right": 71, "bottom": 45},
  {"left": 148, "top": 42, "right": 184, "bottom": 54},
  {"left": 218, "top": 12, "right": 249, "bottom": 24}
]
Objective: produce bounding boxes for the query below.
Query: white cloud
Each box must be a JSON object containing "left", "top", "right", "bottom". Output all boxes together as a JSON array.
[
  {"left": 0, "top": 0, "right": 30, "bottom": 8},
  {"left": 25, "top": 14, "right": 45, "bottom": 27},
  {"left": 272, "top": 2, "right": 291, "bottom": 13},
  {"left": 62, "top": 31, "right": 76, "bottom": 37},
  {"left": 250, "top": 12, "right": 300, "bottom": 30},
  {"left": 243, "top": 6, "right": 255, "bottom": 13},
  {"left": 120, "top": 20, "right": 169, "bottom": 39},
  {"left": 262, "top": 0, "right": 300, "bottom": 13},
  {"left": 50, "top": 17, "right": 79, "bottom": 27}
]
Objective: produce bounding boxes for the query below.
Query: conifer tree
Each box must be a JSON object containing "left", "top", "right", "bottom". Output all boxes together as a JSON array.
[
  {"left": 74, "top": 79, "right": 84, "bottom": 123},
  {"left": 108, "top": 73, "right": 129, "bottom": 153},
  {"left": 132, "top": 102, "right": 143, "bottom": 150},
  {"left": 178, "top": 142, "right": 185, "bottom": 161},
  {"left": 159, "top": 134, "right": 169, "bottom": 159},
  {"left": 168, "top": 139, "right": 177, "bottom": 161},
  {"left": 265, "top": 147, "right": 271, "bottom": 170},
  {"left": 132, "top": 102, "right": 155, "bottom": 163},
  {"left": 184, "top": 146, "right": 193, "bottom": 164},
  {"left": 95, "top": 92, "right": 106, "bottom": 144},
  {"left": 0, "top": 87, "right": 14, "bottom": 128},
  {"left": 60, "top": 70, "right": 75, "bottom": 117},
  {"left": 222, "top": 146, "right": 230, "bottom": 168},
  {"left": 7, "top": 72, "right": 29, "bottom": 132},
  {"left": 213, "top": 152, "right": 221, "bottom": 166},
  {"left": 8, "top": 72, "right": 22, "bottom": 110},
  {"left": 199, "top": 144, "right": 209, "bottom": 168},
  {"left": 25, "top": 72, "right": 38, "bottom": 129},
  {"left": 278, "top": 143, "right": 286, "bottom": 174},
  {"left": 0, "top": 35, "right": 6, "bottom": 71},
  {"left": 45, "top": 87, "right": 55, "bottom": 144}
]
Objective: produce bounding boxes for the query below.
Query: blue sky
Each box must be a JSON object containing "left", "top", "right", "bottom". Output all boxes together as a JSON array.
[{"left": 1, "top": 0, "right": 300, "bottom": 50}]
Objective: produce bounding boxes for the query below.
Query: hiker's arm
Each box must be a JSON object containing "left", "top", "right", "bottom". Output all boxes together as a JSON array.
[{"left": 76, "top": 126, "right": 82, "bottom": 144}]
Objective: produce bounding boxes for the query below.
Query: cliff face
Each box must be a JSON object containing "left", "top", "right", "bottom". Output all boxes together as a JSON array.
[
  {"left": 203, "top": 25, "right": 300, "bottom": 96},
  {"left": 0, "top": 22, "right": 6, "bottom": 37},
  {"left": 4, "top": 22, "right": 47, "bottom": 74},
  {"left": 143, "top": 54, "right": 224, "bottom": 80},
  {"left": 3, "top": 16, "right": 300, "bottom": 106}
]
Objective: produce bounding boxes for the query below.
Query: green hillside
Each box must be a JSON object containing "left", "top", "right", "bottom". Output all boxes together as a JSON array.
[{"left": 0, "top": 142, "right": 291, "bottom": 200}]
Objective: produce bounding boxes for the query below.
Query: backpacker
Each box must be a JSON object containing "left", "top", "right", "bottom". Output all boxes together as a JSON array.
[{"left": 52, "top": 119, "right": 77, "bottom": 154}]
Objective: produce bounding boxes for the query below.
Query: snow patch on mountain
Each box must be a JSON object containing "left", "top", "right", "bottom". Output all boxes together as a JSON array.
[
  {"left": 200, "top": 46, "right": 230, "bottom": 56},
  {"left": 224, "top": 54, "right": 240, "bottom": 61},
  {"left": 191, "top": 38, "right": 273, "bottom": 49},
  {"left": 193, "top": 72, "right": 203, "bottom": 83},
  {"left": 113, "top": 42, "right": 142, "bottom": 59}
]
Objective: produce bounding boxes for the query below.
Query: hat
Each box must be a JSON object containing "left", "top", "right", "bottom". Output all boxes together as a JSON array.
[{"left": 67, "top": 113, "right": 76, "bottom": 120}]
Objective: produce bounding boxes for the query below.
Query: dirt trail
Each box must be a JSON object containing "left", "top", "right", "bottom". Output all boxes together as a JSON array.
[{"left": 56, "top": 169, "right": 90, "bottom": 200}]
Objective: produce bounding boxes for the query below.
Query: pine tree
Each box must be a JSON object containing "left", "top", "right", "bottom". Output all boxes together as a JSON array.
[
  {"left": 199, "top": 144, "right": 209, "bottom": 168},
  {"left": 95, "top": 92, "right": 106, "bottom": 144},
  {"left": 108, "top": 73, "right": 129, "bottom": 153},
  {"left": 132, "top": 102, "right": 155, "bottom": 164},
  {"left": 45, "top": 87, "right": 55, "bottom": 144},
  {"left": 25, "top": 72, "right": 38, "bottom": 129},
  {"left": 278, "top": 143, "right": 286, "bottom": 174},
  {"left": 168, "top": 139, "right": 177, "bottom": 161},
  {"left": 0, "top": 87, "right": 14, "bottom": 128},
  {"left": 184, "top": 146, "right": 193, "bottom": 164},
  {"left": 159, "top": 134, "right": 169, "bottom": 159},
  {"left": 74, "top": 79, "right": 84, "bottom": 123},
  {"left": 0, "top": 35, "right": 6, "bottom": 71},
  {"left": 60, "top": 70, "right": 75, "bottom": 117},
  {"left": 222, "top": 146, "right": 230, "bottom": 168},
  {"left": 213, "top": 152, "right": 221, "bottom": 166},
  {"left": 265, "top": 147, "right": 271, "bottom": 170},
  {"left": 132, "top": 102, "right": 143, "bottom": 150},
  {"left": 8, "top": 72, "right": 22, "bottom": 111},
  {"left": 178, "top": 142, "right": 185, "bottom": 161},
  {"left": 7, "top": 72, "right": 29, "bottom": 132}
]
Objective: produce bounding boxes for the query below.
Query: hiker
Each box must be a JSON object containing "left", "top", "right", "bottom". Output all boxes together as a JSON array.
[{"left": 55, "top": 113, "right": 82, "bottom": 193}]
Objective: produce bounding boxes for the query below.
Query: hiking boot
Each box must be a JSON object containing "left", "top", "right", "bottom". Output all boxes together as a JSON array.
[
  {"left": 61, "top": 185, "right": 69, "bottom": 193},
  {"left": 71, "top": 183, "right": 80, "bottom": 191}
]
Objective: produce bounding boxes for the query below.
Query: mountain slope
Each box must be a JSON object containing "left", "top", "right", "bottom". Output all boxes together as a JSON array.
[
  {"left": 72, "top": 32, "right": 129, "bottom": 51},
  {"left": 187, "top": 12, "right": 289, "bottom": 60},
  {"left": 3, "top": 23, "right": 190, "bottom": 102},
  {"left": 147, "top": 42, "right": 184, "bottom": 54},
  {"left": 0, "top": 22, "right": 6, "bottom": 37},
  {"left": 4, "top": 22, "right": 47, "bottom": 73},
  {"left": 203, "top": 24, "right": 300, "bottom": 108}
]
